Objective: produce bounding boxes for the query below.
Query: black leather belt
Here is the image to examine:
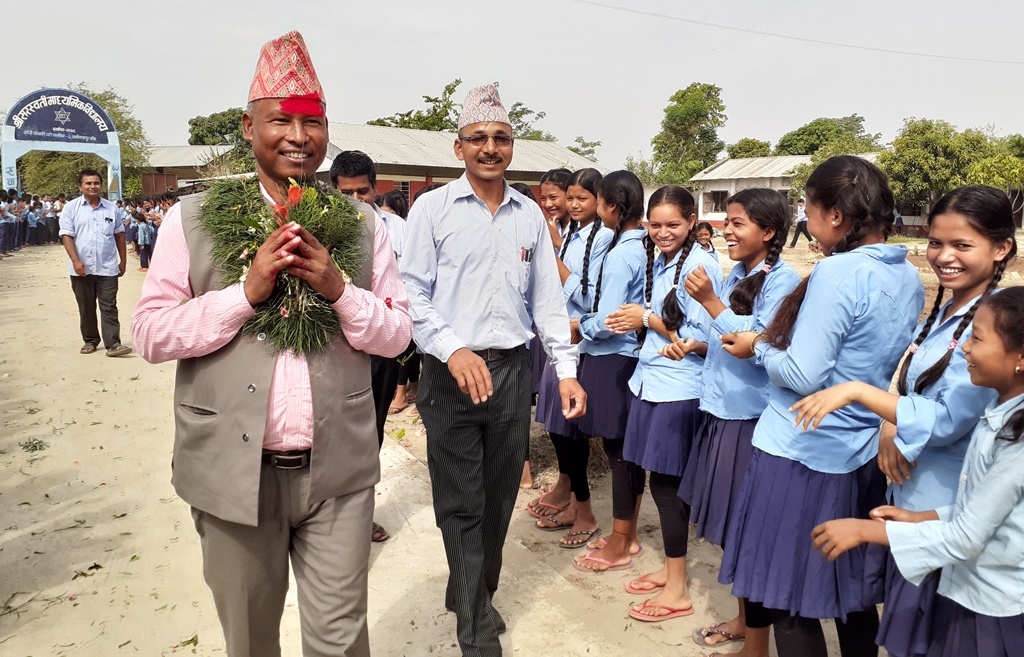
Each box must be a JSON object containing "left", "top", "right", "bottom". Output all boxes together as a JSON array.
[
  {"left": 262, "top": 449, "right": 311, "bottom": 469},
  {"left": 473, "top": 346, "right": 524, "bottom": 362}
]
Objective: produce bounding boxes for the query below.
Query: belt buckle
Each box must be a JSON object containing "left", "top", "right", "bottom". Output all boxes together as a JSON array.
[
  {"left": 270, "top": 453, "right": 309, "bottom": 470},
  {"left": 484, "top": 348, "right": 502, "bottom": 362}
]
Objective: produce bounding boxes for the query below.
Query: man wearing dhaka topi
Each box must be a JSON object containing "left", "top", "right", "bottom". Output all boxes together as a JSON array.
[{"left": 132, "top": 31, "right": 411, "bottom": 656}]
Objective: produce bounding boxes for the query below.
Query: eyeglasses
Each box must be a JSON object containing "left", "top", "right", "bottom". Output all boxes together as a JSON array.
[{"left": 458, "top": 134, "right": 514, "bottom": 147}]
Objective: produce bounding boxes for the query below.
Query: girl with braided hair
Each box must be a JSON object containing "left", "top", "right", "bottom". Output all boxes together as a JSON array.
[
  {"left": 569, "top": 170, "right": 649, "bottom": 569},
  {"left": 810, "top": 286, "right": 1024, "bottom": 657},
  {"left": 580, "top": 185, "right": 721, "bottom": 621},
  {"left": 717, "top": 156, "right": 925, "bottom": 657},
  {"left": 791, "top": 185, "right": 1015, "bottom": 657},
  {"left": 666, "top": 188, "right": 799, "bottom": 654},
  {"left": 533, "top": 169, "right": 613, "bottom": 548}
]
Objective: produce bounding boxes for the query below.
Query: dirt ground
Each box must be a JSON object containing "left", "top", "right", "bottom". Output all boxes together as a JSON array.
[{"left": 2, "top": 235, "right": 1021, "bottom": 656}]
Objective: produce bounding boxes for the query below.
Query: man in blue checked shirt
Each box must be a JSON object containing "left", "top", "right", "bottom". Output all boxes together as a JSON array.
[{"left": 58, "top": 169, "right": 132, "bottom": 357}]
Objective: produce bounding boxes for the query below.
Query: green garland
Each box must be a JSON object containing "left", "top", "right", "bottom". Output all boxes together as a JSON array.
[{"left": 198, "top": 177, "right": 367, "bottom": 355}]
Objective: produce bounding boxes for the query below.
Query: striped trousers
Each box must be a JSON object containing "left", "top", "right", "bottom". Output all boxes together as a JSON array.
[{"left": 417, "top": 348, "right": 531, "bottom": 657}]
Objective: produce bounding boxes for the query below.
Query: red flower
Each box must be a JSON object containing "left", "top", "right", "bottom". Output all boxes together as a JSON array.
[
  {"left": 385, "top": 297, "right": 393, "bottom": 309},
  {"left": 279, "top": 307, "right": 291, "bottom": 318},
  {"left": 287, "top": 185, "right": 304, "bottom": 207},
  {"left": 272, "top": 204, "right": 288, "bottom": 224}
]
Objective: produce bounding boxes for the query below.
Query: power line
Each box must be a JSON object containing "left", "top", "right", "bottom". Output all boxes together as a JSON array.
[{"left": 566, "top": 0, "right": 1024, "bottom": 66}]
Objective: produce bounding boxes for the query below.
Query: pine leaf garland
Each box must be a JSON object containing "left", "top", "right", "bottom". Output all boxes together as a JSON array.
[{"left": 198, "top": 177, "right": 366, "bottom": 355}]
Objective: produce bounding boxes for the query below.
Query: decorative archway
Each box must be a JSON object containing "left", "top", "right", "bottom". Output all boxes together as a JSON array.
[{"left": 2, "top": 88, "right": 122, "bottom": 198}]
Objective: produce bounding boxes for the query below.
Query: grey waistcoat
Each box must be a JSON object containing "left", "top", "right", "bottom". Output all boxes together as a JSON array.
[{"left": 171, "top": 192, "right": 379, "bottom": 527}]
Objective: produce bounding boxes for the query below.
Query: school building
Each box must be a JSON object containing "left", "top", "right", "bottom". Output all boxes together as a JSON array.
[{"left": 143, "top": 123, "right": 605, "bottom": 199}]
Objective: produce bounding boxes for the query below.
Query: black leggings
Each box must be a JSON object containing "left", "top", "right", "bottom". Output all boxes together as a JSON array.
[
  {"left": 603, "top": 438, "right": 645, "bottom": 520},
  {"left": 649, "top": 472, "right": 690, "bottom": 558},
  {"left": 770, "top": 608, "right": 879, "bottom": 657},
  {"left": 550, "top": 433, "right": 591, "bottom": 502}
]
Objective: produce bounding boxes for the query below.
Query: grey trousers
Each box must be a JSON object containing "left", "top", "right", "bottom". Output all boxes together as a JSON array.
[
  {"left": 69, "top": 275, "right": 121, "bottom": 348},
  {"left": 417, "top": 349, "right": 531, "bottom": 657},
  {"left": 191, "top": 467, "right": 374, "bottom": 657}
]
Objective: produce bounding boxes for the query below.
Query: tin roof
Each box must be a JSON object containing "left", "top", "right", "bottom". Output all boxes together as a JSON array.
[
  {"left": 691, "top": 153, "right": 881, "bottom": 182},
  {"left": 319, "top": 122, "right": 606, "bottom": 175},
  {"left": 145, "top": 145, "right": 236, "bottom": 168}
]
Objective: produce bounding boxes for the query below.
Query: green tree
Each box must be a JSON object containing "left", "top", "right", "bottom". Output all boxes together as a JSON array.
[
  {"left": 507, "top": 101, "right": 555, "bottom": 141},
  {"left": 967, "top": 152, "right": 1024, "bottom": 213},
  {"left": 775, "top": 114, "right": 880, "bottom": 156},
  {"left": 624, "top": 153, "right": 657, "bottom": 185},
  {"left": 16, "top": 83, "right": 151, "bottom": 195},
  {"left": 568, "top": 136, "right": 602, "bottom": 162},
  {"left": 188, "top": 107, "right": 253, "bottom": 175},
  {"left": 726, "top": 137, "right": 771, "bottom": 159},
  {"left": 878, "top": 118, "right": 993, "bottom": 209},
  {"left": 650, "top": 83, "right": 727, "bottom": 184},
  {"left": 368, "top": 78, "right": 462, "bottom": 132},
  {"left": 786, "top": 134, "right": 873, "bottom": 200}
]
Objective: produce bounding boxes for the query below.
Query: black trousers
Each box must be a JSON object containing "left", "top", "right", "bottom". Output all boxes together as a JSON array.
[
  {"left": 369, "top": 355, "right": 401, "bottom": 450},
  {"left": 417, "top": 349, "right": 531, "bottom": 657},
  {"left": 70, "top": 275, "right": 121, "bottom": 348},
  {"left": 789, "top": 221, "right": 812, "bottom": 247}
]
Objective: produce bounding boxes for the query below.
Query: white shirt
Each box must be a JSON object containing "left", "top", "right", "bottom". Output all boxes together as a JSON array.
[{"left": 58, "top": 196, "right": 124, "bottom": 277}]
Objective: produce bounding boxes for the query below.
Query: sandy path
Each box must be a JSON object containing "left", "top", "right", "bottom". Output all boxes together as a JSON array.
[{"left": 0, "top": 241, "right": 874, "bottom": 656}]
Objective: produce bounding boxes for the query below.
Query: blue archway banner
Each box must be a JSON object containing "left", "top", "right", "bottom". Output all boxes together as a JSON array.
[
  {"left": 2, "top": 88, "right": 122, "bottom": 197},
  {"left": 5, "top": 89, "right": 116, "bottom": 145}
]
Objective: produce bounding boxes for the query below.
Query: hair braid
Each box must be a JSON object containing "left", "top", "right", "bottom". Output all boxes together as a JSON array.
[
  {"left": 591, "top": 221, "right": 626, "bottom": 313},
  {"left": 905, "top": 258, "right": 1009, "bottom": 394},
  {"left": 895, "top": 286, "right": 946, "bottom": 395},
  {"left": 636, "top": 235, "right": 657, "bottom": 347},
  {"left": 730, "top": 227, "right": 787, "bottom": 315},
  {"left": 660, "top": 229, "right": 698, "bottom": 334},
  {"left": 559, "top": 220, "right": 579, "bottom": 260},
  {"left": 579, "top": 221, "right": 600, "bottom": 295}
]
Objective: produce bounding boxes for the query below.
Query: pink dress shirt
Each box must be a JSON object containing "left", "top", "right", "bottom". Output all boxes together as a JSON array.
[{"left": 132, "top": 193, "right": 412, "bottom": 451}]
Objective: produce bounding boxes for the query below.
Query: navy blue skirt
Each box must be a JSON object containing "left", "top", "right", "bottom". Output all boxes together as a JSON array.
[
  {"left": 535, "top": 359, "right": 577, "bottom": 436},
  {"left": 719, "top": 448, "right": 886, "bottom": 620},
  {"left": 623, "top": 395, "right": 702, "bottom": 477},
  {"left": 875, "top": 549, "right": 939, "bottom": 657},
  {"left": 680, "top": 414, "right": 757, "bottom": 547},
  {"left": 529, "top": 334, "right": 547, "bottom": 396},
  {"left": 926, "top": 596, "right": 1024, "bottom": 657},
  {"left": 576, "top": 353, "right": 636, "bottom": 440}
]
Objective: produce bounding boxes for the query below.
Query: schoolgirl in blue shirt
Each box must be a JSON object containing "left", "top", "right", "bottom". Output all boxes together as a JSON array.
[
  {"left": 568, "top": 170, "right": 649, "bottom": 570},
  {"left": 718, "top": 156, "right": 925, "bottom": 657},
  {"left": 582, "top": 185, "right": 722, "bottom": 621},
  {"left": 695, "top": 220, "right": 719, "bottom": 263},
  {"left": 528, "top": 168, "right": 574, "bottom": 400},
  {"left": 811, "top": 287, "right": 1024, "bottom": 657},
  {"left": 534, "top": 168, "right": 613, "bottom": 547},
  {"left": 668, "top": 188, "right": 800, "bottom": 653},
  {"left": 792, "top": 185, "right": 1016, "bottom": 657}
]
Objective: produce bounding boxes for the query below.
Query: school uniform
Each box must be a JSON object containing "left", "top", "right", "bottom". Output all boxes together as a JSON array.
[
  {"left": 531, "top": 220, "right": 576, "bottom": 395},
  {"left": 622, "top": 246, "right": 721, "bottom": 557},
  {"left": 679, "top": 258, "right": 800, "bottom": 547},
  {"left": 874, "top": 298, "right": 996, "bottom": 657},
  {"left": 886, "top": 393, "right": 1024, "bottom": 657},
  {"left": 576, "top": 229, "right": 647, "bottom": 439},
  {"left": 720, "top": 243, "right": 924, "bottom": 621},
  {"left": 535, "top": 221, "right": 612, "bottom": 436}
]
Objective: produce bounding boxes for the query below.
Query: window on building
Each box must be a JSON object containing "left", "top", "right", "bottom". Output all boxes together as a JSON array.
[
  {"left": 703, "top": 191, "right": 728, "bottom": 213},
  {"left": 393, "top": 181, "right": 411, "bottom": 205}
]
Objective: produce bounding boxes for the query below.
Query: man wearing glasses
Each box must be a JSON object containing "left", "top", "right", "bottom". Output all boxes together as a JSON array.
[{"left": 401, "top": 85, "right": 586, "bottom": 656}]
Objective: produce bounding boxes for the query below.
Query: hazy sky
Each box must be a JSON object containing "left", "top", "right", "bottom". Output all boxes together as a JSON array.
[{"left": 5, "top": 0, "right": 1024, "bottom": 169}]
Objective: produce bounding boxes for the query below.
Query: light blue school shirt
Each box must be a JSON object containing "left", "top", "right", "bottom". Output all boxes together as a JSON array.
[
  {"left": 58, "top": 196, "right": 124, "bottom": 277},
  {"left": 888, "top": 393, "right": 1024, "bottom": 616},
  {"left": 400, "top": 174, "right": 577, "bottom": 380},
  {"left": 891, "top": 297, "right": 996, "bottom": 511},
  {"left": 561, "top": 222, "right": 612, "bottom": 318},
  {"left": 700, "top": 259, "right": 801, "bottom": 420},
  {"left": 752, "top": 244, "right": 925, "bottom": 473},
  {"left": 628, "top": 246, "right": 722, "bottom": 402},
  {"left": 577, "top": 229, "right": 647, "bottom": 357},
  {"left": 23, "top": 210, "right": 40, "bottom": 228}
]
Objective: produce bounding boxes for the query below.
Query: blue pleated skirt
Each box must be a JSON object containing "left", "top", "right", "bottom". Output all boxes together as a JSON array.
[
  {"left": 622, "top": 395, "right": 702, "bottom": 477},
  {"left": 535, "top": 359, "right": 577, "bottom": 436},
  {"left": 680, "top": 414, "right": 757, "bottom": 548},
  {"left": 576, "top": 353, "right": 636, "bottom": 440},
  {"left": 719, "top": 448, "right": 886, "bottom": 620},
  {"left": 875, "top": 548, "right": 939, "bottom": 657},
  {"left": 926, "top": 596, "right": 1024, "bottom": 657}
]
